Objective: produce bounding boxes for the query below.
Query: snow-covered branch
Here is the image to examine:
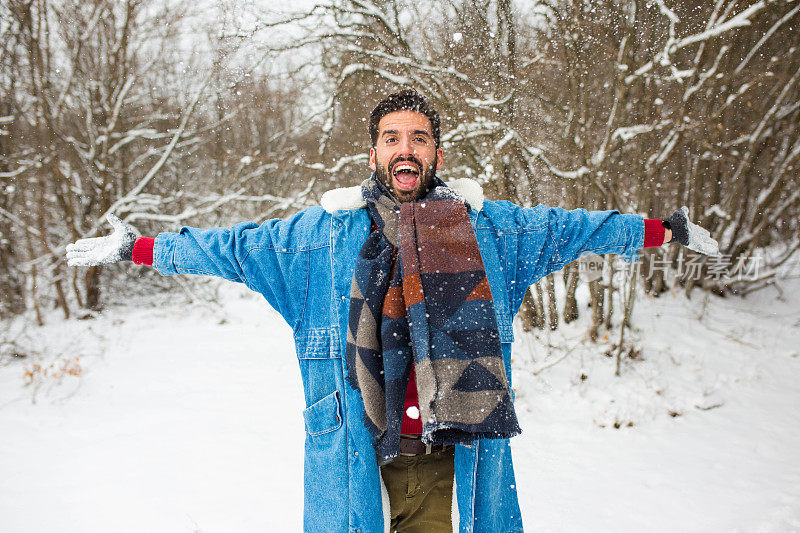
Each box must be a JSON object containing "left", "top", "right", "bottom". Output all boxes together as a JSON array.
[
  {"left": 124, "top": 179, "right": 318, "bottom": 225},
  {"left": 301, "top": 154, "right": 369, "bottom": 174}
]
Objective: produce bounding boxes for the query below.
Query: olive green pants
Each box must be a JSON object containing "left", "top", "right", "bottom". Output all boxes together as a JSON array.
[{"left": 380, "top": 446, "right": 455, "bottom": 533}]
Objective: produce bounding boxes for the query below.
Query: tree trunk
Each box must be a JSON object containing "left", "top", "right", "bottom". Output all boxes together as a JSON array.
[
  {"left": 519, "top": 285, "right": 544, "bottom": 332},
  {"left": 51, "top": 261, "right": 70, "bottom": 319},
  {"left": 544, "top": 273, "right": 559, "bottom": 331},
  {"left": 0, "top": 116, "right": 25, "bottom": 318},
  {"left": 603, "top": 257, "right": 615, "bottom": 329},
  {"left": 623, "top": 266, "right": 638, "bottom": 329},
  {"left": 562, "top": 263, "right": 579, "bottom": 323},
  {"left": 23, "top": 224, "right": 43, "bottom": 326},
  {"left": 643, "top": 249, "right": 668, "bottom": 296},
  {"left": 84, "top": 266, "right": 102, "bottom": 311},
  {"left": 588, "top": 278, "right": 604, "bottom": 341}
]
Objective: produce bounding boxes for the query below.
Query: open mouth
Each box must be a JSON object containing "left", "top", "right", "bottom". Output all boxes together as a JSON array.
[{"left": 391, "top": 162, "right": 421, "bottom": 190}]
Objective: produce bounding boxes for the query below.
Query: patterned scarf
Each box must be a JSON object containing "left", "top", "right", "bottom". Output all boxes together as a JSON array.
[{"left": 345, "top": 175, "right": 521, "bottom": 464}]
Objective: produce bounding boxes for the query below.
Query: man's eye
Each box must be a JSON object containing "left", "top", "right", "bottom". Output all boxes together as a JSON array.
[
  {"left": 414, "top": 137, "right": 427, "bottom": 143},
  {"left": 385, "top": 137, "right": 397, "bottom": 143}
]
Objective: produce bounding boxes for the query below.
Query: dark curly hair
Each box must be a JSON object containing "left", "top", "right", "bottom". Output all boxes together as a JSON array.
[{"left": 369, "top": 89, "right": 441, "bottom": 148}]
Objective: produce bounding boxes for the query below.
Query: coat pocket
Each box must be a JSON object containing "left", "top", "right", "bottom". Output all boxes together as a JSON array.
[
  {"left": 302, "top": 390, "right": 343, "bottom": 436},
  {"left": 294, "top": 328, "right": 343, "bottom": 408}
]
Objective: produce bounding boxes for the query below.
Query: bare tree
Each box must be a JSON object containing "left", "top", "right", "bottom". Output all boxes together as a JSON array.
[
  {"left": 534, "top": 0, "right": 800, "bottom": 297},
  {"left": 0, "top": 0, "right": 319, "bottom": 320},
  {"left": 0, "top": 11, "right": 26, "bottom": 318}
]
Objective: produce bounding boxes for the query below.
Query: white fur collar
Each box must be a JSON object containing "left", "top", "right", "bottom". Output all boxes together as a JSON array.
[{"left": 320, "top": 178, "right": 484, "bottom": 214}]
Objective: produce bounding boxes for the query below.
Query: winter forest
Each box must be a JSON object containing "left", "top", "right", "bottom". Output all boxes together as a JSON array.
[{"left": 2, "top": 0, "right": 799, "bottom": 531}]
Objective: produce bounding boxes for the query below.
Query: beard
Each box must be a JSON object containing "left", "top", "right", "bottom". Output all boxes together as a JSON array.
[{"left": 375, "top": 154, "right": 438, "bottom": 203}]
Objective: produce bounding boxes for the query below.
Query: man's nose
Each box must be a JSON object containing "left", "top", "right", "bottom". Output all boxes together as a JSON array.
[{"left": 397, "top": 136, "right": 416, "bottom": 156}]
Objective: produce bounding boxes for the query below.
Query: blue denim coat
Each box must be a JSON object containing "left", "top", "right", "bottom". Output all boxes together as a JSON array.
[{"left": 152, "top": 179, "right": 644, "bottom": 532}]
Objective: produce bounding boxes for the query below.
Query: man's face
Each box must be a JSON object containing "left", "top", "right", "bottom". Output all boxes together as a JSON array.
[{"left": 369, "top": 110, "right": 444, "bottom": 202}]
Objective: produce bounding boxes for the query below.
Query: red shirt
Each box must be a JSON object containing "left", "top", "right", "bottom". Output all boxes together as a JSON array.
[{"left": 401, "top": 365, "right": 422, "bottom": 435}]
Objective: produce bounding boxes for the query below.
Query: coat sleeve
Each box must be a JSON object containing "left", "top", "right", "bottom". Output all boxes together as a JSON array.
[
  {"left": 511, "top": 204, "right": 644, "bottom": 292},
  {"left": 151, "top": 208, "right": 325, "bottom": 327}
]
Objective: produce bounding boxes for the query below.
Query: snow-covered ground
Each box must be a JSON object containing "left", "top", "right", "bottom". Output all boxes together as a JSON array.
[{"left": 1, "top": 277, "right": 799, "bottom": 532}]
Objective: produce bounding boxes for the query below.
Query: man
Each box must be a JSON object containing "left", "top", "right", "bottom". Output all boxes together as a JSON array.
[{"left": 67, "top": 90, "right": 718, "bottom": 532}]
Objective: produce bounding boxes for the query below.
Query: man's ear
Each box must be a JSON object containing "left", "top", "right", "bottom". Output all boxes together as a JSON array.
[
  {"left": 369, "top": 148, "right": 377, "bottom": 171},
  {"left": 436, "top": 148, "right": 444, "bottom": 171}
]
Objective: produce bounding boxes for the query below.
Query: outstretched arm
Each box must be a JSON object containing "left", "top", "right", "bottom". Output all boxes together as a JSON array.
[
  {"left": 544, "top": 205, "right": 718, "bottom": 267},
  {"left": 66, "top": 213, "right": 269, "bottom": 282},
  {"left": 65, "top": 214, "right": 255, "bottom": 284},
  {"left": 505, "top": 203, "right": 718, "bottom": 297},
  {"left": 65, "top": 209, "right": 324, "bottom": 328}
]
